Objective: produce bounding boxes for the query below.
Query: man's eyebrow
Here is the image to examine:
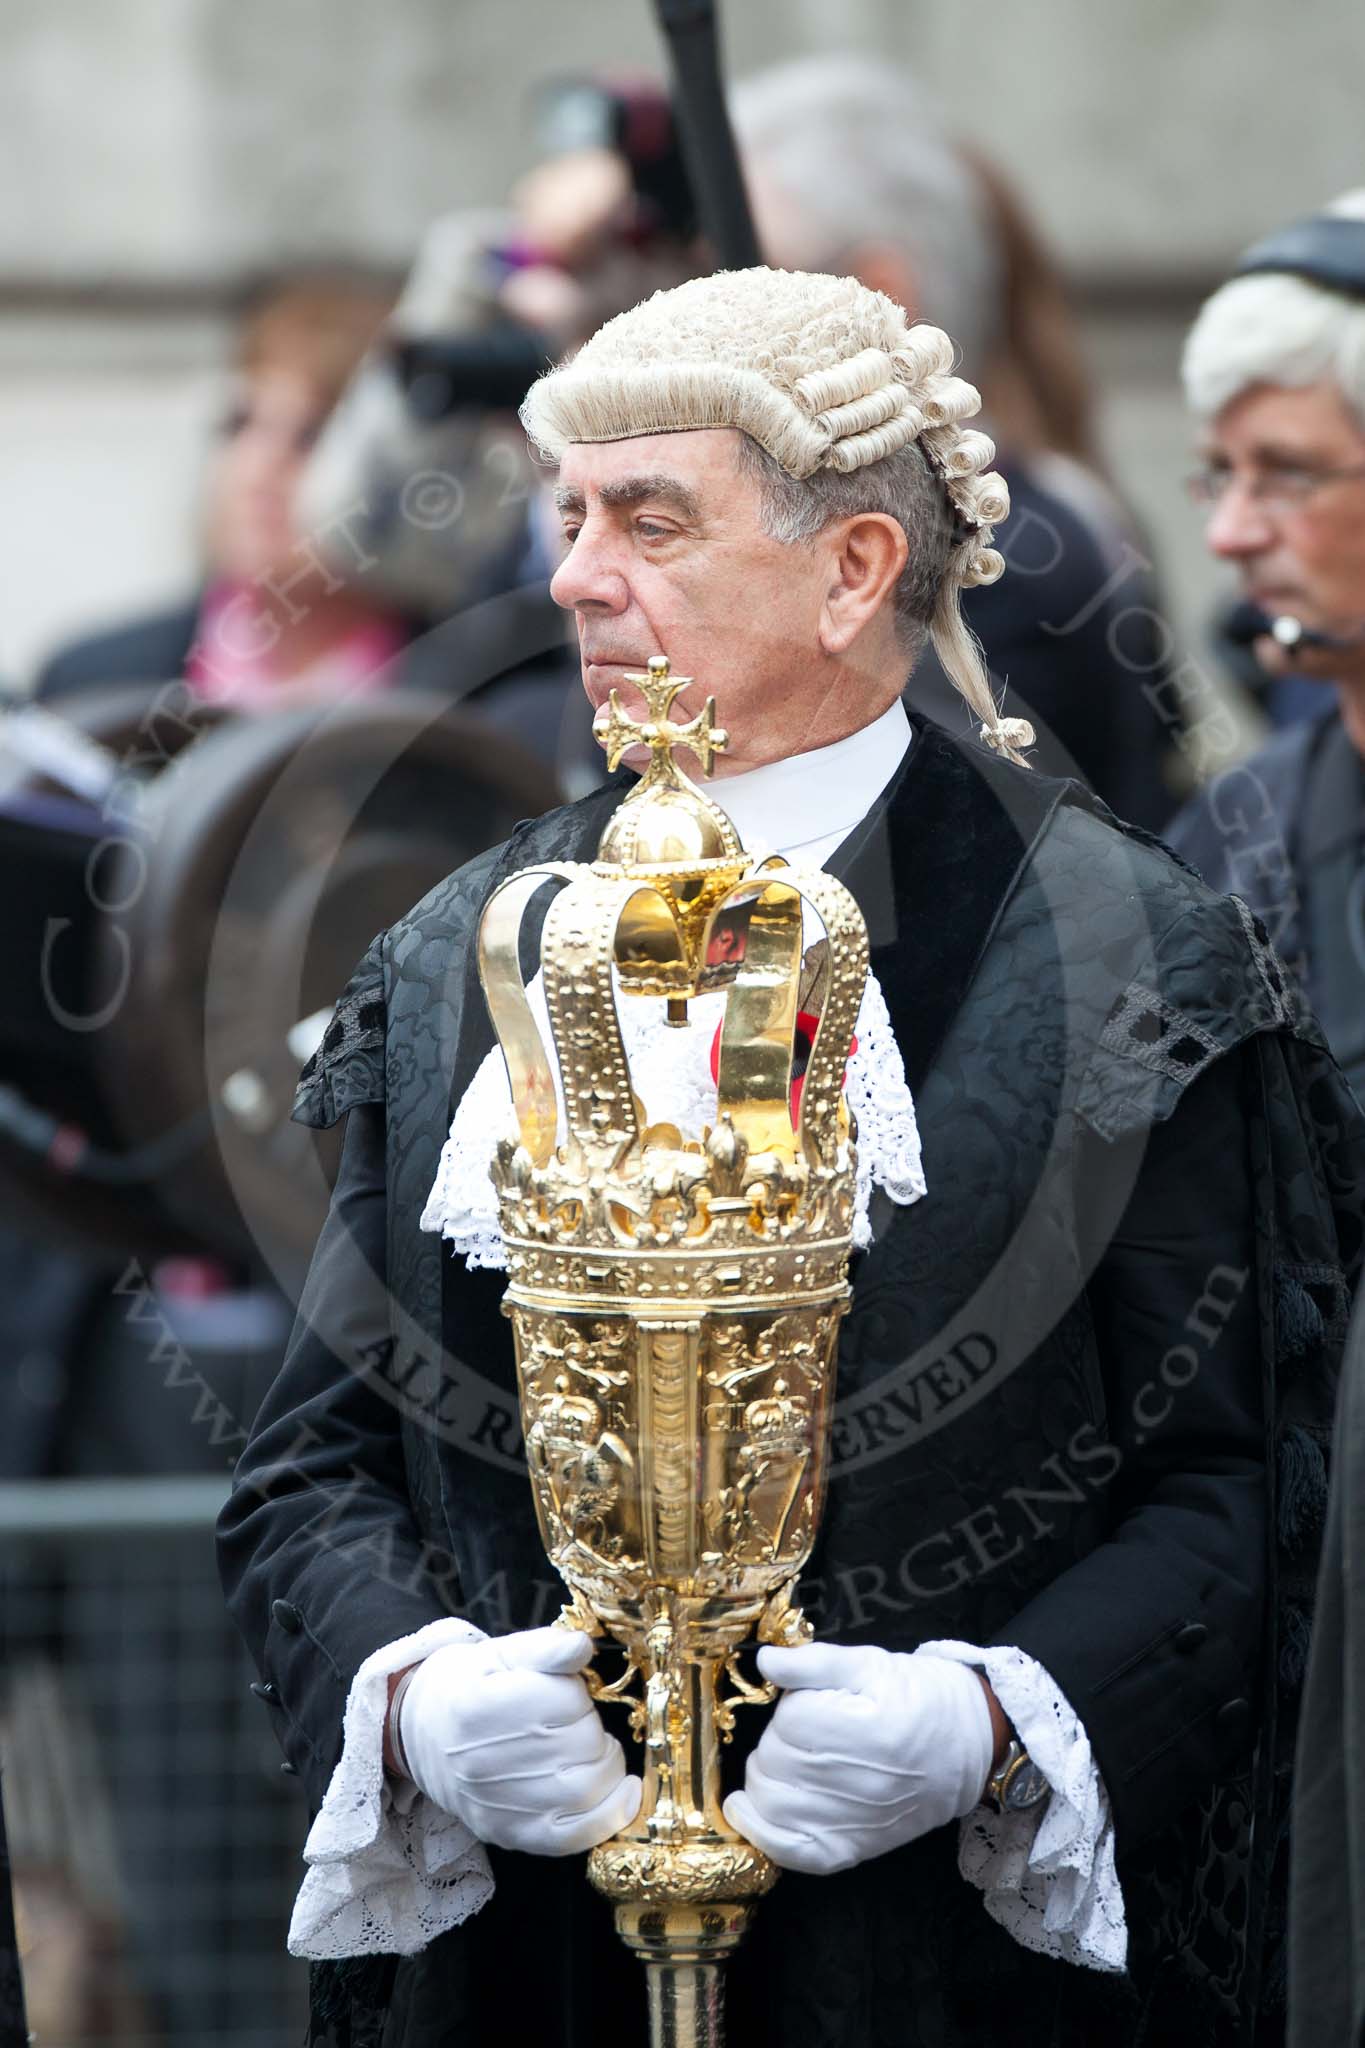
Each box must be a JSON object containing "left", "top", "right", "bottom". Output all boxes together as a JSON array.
[
  {"left": 1199, "top": 438, "right": 1336, "bottom": 468},
  {"left": 553, "top": 475, "right": 702, "bottom": 521},
  {"left": 599, "top": 475, "right": 701, "bottom": 519},
  {"left": 1247, "top": 439, "right": 1336, "bottom": 467}
]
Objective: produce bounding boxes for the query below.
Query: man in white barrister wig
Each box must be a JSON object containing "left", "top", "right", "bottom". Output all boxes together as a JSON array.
[{"left": 218, "top": 252, "right": 1365, "bottom": 2046}]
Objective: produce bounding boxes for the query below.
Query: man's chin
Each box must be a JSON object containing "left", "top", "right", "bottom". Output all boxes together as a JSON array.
[
  {"left": 1251, "top": 631, "right": 1364, "bottom": 684},
  {"left": 586, "top": 666, "right": 706, "bottom": 727},
  {"left": 583, "top": 659, "right": 649, "bottom": 705}
]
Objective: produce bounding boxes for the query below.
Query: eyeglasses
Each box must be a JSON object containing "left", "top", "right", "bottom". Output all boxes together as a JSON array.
[{"left": 1186, "top": 458, "right": 1365, "bottom": 511}]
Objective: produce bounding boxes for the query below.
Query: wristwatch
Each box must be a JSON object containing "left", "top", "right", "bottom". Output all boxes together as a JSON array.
[{"left": 983, "top": 1738, "right": 1050, "bottom": 1814}]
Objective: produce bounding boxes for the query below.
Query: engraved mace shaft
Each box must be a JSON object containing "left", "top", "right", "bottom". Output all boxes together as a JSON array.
[{"left": 589, "top": 1602, "right": 775, "bottom": 2048}]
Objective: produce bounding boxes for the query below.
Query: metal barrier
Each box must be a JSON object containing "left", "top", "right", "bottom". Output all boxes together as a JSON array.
[{"left": 0, "top": 1478, "right": 309, "bottom": 2047}]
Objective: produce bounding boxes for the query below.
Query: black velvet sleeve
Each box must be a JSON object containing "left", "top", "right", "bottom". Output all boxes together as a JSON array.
[
  {"left": 1001, "top": 1046, "right": 1268, "bottom": 1852},
  {"left": 216, "top": 1101, "right": 452, "bottom": 1810}
]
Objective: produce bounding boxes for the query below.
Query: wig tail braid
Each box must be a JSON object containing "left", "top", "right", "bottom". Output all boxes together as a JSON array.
[{"left": 930, "top": 551, "right": 1036, "bottom": 767}]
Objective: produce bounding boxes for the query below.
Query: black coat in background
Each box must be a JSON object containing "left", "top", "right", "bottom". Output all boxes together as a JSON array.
[
  {"left": 907, "top": 460, "right": 1179, "bottom": 833},
  {"left": 1169, "top": 702, "right": 1365, "bottom": 1100},
  {"left": 219, "top": 719, "right": 1364, "bottom": 2047},
  {"left": 0, "top": 1786, "right": 26, "bottom": 2048},
  {"left": 1289, "top": 1292, "right": 1365, "bottom": 2048}
]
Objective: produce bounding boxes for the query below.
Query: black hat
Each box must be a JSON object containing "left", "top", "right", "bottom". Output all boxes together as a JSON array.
[{"left": 1235, "top": 212, "right": 1365, "bottom": 298}]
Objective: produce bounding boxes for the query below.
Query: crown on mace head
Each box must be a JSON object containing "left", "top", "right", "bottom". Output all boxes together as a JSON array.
[{"left": 477, "top": 657, "right": 870, "bottom": 1271}]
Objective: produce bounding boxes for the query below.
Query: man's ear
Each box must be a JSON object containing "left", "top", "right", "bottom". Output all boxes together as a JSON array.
[{"left": 818, "top": 513, "right": 909, "bottom": 655}]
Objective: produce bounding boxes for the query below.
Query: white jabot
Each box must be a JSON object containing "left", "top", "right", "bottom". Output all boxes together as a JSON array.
[{"left": 706, "top": 699, "right": 911, "bottom": 869}]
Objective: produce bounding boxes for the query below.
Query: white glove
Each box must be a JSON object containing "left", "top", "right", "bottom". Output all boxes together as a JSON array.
[
  {"left": 396, "top": 1626, "right": 642, "bottom": 1857},
  {"left": 722, "top": 1642, "right": 995, "bottom": 1877}
]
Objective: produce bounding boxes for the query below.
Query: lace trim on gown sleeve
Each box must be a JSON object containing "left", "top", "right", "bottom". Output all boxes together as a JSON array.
[
  {"left": 919, "top": 1639, "right": 1127, "bottom": 1975},
  {"left": 844, "top": 965, "right": 926, "bottom": 1242},
  {"left": 288, "top": 1618, "right": 495, "bottom": 1960},
  {"left": 293, "top": 968, "right": 386, "bottom": 1129}
]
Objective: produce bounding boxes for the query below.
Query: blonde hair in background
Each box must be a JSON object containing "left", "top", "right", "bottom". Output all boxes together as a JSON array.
[{"left": 234, "top": 270, "right": 398, "bottom": 415}]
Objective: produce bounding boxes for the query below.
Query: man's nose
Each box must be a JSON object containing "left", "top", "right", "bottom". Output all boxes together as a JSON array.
[
  {"left": 1205, "top": 479, "right": 1276, "bottom": 562},
  {"left": 549, "top": 526, "right": 629, "bottom": 613}
]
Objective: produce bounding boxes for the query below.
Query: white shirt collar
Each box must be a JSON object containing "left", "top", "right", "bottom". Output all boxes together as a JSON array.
[{"left": 705, "top": 699, "right": 911, "bottom": 868}]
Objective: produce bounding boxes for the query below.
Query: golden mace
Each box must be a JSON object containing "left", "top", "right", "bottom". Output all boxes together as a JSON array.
[{"left": 477, "top": 656, "right": 868, "bottom": 2044}]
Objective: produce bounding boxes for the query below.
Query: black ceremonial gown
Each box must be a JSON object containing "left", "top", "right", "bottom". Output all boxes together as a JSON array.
[{"left": 219, "top": 716, "right": 1365, "bottom": 2048}]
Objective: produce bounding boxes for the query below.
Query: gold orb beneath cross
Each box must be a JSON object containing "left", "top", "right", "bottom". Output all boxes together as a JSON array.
[{"left": 595, "top": 654, "right": 740, "bottom": 869}]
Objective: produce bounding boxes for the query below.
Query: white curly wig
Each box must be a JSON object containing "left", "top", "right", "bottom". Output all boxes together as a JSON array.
[
  {"left": 1183, "top": 189, "right": 1365, "bottom": 424},
  {"left": 521, "top": 266, "right": 1032, "bottom": 763}
]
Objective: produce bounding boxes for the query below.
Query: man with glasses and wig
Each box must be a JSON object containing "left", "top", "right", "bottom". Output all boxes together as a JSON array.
[{"left": 1172, "top": 191, "right": 1365, "bottom": 1098}]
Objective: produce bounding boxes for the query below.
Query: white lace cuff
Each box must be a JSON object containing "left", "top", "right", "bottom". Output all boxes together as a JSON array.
[
  {"left": 920, "top": 1639, "right": 1127, "bottom": 1974},
  {"left": 288, "top": 1618, "right": 495, "bottom": 1959}
]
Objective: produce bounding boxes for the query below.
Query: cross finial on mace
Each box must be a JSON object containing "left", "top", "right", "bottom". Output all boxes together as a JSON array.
[{"left": 596, "top": 654, "right": 729, "bottom": 779}]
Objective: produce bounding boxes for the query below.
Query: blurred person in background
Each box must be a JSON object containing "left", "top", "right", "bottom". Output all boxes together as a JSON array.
[
  {"left": 960, "top": 148, "right": 1102, "bottom": 475},
  {"left": 1169, "top": 191, "right": 1365, "bottom": 1100},
  {"left": 961, "top": 144, "right": 1147, "bottom": 584},
  {"left": 296, "top": 72, "right": 703, "bottom": 789},
  {"left": 3, "top": 272, "right": 432, "bottom": 1492},
  {"left": 1165, "top": 199, "right": 1365, "bottom": 2046},
  {"left": 36, "top": 272, "right": 419, "bottom": 711},
  {"left": 0, "top": 270, "right": 433, "bottom": 2048},
  {"left": 729, "top": 54, "right": 1181, "bottom": 830}
]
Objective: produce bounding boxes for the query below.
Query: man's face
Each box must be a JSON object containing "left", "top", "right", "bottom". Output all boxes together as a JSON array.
[
  {"left": 549, "top": 429, "right": 864, "bottom": 775},
  {"left": 1198, "top": 379, "right": 1365, "bottom": 680}
]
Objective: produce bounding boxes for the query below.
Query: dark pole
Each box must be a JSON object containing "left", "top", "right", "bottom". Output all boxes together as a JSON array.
[
  {"left": 652, "top": 0, "right": 762, "bottom": 270},
  {"left": 0, "top": 1787, "right": 27, "bottom": 2048}
]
